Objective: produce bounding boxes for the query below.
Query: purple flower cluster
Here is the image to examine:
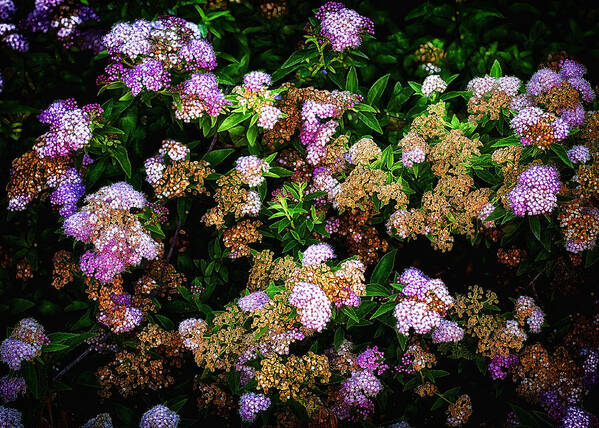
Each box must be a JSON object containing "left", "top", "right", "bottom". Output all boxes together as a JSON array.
[
  {"left": 235, "top": 155, "right": 270, "bottom": 187},
  {"left": 488, "top": 353, "right": 519, "bottom": 380},
  {"left": 145, "top": 140, "right": 190, "bottom": 185},
  {"left": 515, "top": 296, "right": 545, "bottom": 333},
  {"left": 567, "top": 145, "right": 591, "bottom": 164},
  {"left": 560, "top": 406, "right": 591, "bottom": 428},
  {"left": 238, "top": 291, "right": 270, "bottom": 312},
  {"left": 356, "top": 346, "right": 388, "bottom": 375},
  {"left": 48, "top": 167, "right": 85, "bottom": 217},
  {"left": 288, "top": 281, "right": 332, "bottom": 332},
  {"left": 302, "top": 243, "right": 335, "bottom": 266},
  {"left": 24, "top": 0, "right": 100, "bottom": 50},
  {"left": 173, "top": 73, "right": 229, "bottom": 121},
  {"left": 334, "top": 369, "right": 382, "bottom": 421},
  {"left": 101, "top": 17, "right": 216, "bottom": 96},
  {"left": 63, "top": 182, "right": 160, "bottom": 283},
  {"left": 140, "top": 405, "right": 180, "bottom": 428},
  {"left": 122, "top": 59, "right": 170, "bottom": 96},
  {"left": 0, "top": 318, "right": 48, "bottom": 370},
  {"left": 0, "top": 405, "right": 23, "bottom": 428},
  {"left": 34, "top": 99, "right": 99, "bottom": 158},
  {"left": 0, "top": 376, "right": 26, "bottom": 402},
  {"left": 239, "top": 392, "right": 271, "bottom": 422},
  {"left": 0, "top": 2, "right": 28, "bottom": 52},
  {"left": 82, "top": 413, "right": 113, "bottom": 428},
  {"left": 315, "top": 2, "right": 374, "bottom": 52},
  {"left": 300, "top": 101, "right": 337, "bottom": 164},
  {"left": 394, "top": 267, "right": 455, "bottom": 336},
  {"left": 510, "top": 106, "right": 569, "bottom": 148},
  {"left": 507, "top": 165, "right": 561, "bottom": 216}
]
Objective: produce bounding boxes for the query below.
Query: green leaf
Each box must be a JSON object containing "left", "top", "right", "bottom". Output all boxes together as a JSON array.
[
  {"left": 342, "top": 307, "right": 359, "bottom": 323},
  {"left": 202, "top": 148, "right": 235, "bottom": 166},
  {"left": 112, "top": 146, "right": 131, "bottom": 178},
  {"left": 345, "top": 66, "right": 358, "bottom": 93},
  {"left": 10, "top": 298, "right": 35, "bottom": 314},
  {"left": 154, "top": 314, "right": 175, "bottom": 330},
  {"left": 371, "top": 249, "right": 397, "bottom": 284},
  {"left": 217, "top": 112, "right": 251, "bottom": 132},
  {"left": 43, "top": 343, "right": 70, "bottom": 352},
  {"left": 280, "top": 49, "right": 318, "bottom": 69},
  {"left": 334, "top": 328, "right": 344, "bottom": 351},
  {"left": 247, "top": 123, "right": 258, "bottom": 146},
  {"left": 529, "top": 216, "right": 541, "bottom": 242},
  {"left": 367, "top": 74, "right": 390, "bottom": 105},
  {"left": 370, "top": 301, "right": 396, "bottom": 319},
  {"left": 550, "top": 144, "right": 574, "bottom": 168},
  {"left": 365, "top": 283, "right": 390, "bottom": 297},
  {"left": 490, "top": 59, "right": 502, "bottom": 77},
  {"left": 357, "top": 111, "right": 383, "bottom": 133}
]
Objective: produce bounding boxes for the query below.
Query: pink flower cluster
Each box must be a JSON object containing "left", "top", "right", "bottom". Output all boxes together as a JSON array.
[
  {"left": 356, "top": 346, "right": 388, "bottom": 375},
  {"left": 393, "top": 268, "right": 456, "bottom": 336},
  {"left": 288, "top": 281, "right": 332, "bottom": 332},
  {"left": 173, "top": 73, "right": 230, "bottom": 121},
  {"left": 315, "top": 2, "right": 374, "bottom": 52},
  {"left": 0, "top": 318, "right": 48, "bottom": 370},
  {"left": 145, "top": 139, "right": 190, "bottom": 185},
  {"left": 302, "top": 243, "right": 336, "bottom": 266},
  {"left": 507, "top": 165, "right": 561, "bottom": 216},
  {"left": 243, "top": 71, "right": 271, "bottom": 92},
  {"left": 178, "top": 318, "right": 206, "bottom": 351},
  {"left": 510, "top": 106, "right": 569, "bottom": 148},
  {"left": 431, "top": 319, "right": 464, "bottom": 343},
  {"left": 467, "top": 75, "right": 522, "bottom": 98},
  {"left": 421, "top": 75, "right": 447, "bottom": 97},
  {"left": 63, "top": 182, "right": 161, "bottom": 283}
]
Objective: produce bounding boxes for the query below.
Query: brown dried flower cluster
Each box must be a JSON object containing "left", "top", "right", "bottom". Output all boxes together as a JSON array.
[
  {"left": 446, "top": 394, "right": 472, "bottom": 426},
  {"left": 222, "top": 219, "right": 263, "bottom": 258},
  {"left": 202, "top": 171, "right": 258, "bottom": 229},
  {"left": 152, "top": 159, "right": 213, "bottom": 199},
  {"left": 332, "top": 207, "right": 389, "bottom": 265},
  {"left": 96, "top": 324, "right": 183, "bottom": 397},
  {"left": 414, "top": 41, "right": 446, "bottom": 66},
  {"left": 52, "top": 250, "right": 78, "bottom": 289},
  {"left": 468, "top": 89, "right": 512, "bottom": 122},
  {"left": 497, "top": 247, "right": 526, "bottom": 268}
]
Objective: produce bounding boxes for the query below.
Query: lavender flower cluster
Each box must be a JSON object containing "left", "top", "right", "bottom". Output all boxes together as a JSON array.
[
  {"left": 140, "top": 405, "right": 180, "bottom": 428},
  {"left": 0, "top": 0, "right": 28, "bottom": 52},
  {"left": 507, "top": 165, "right": 561, "bottom": 216},
  {"left": 239, "top": 392, "right": 271, "bottom": 422},
  {"left": 0, "top": 318, "right": 48, "bottom": 370}
]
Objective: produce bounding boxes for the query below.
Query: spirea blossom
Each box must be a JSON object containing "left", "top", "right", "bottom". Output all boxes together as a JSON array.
[
  {"left": 0, "top": 376, "right": 26, "bottom": 402},
  {"left": 526, "top": 68, "right": 562, "bottom": 96},
  {"left": 97, "top": 293, "right": 143, "bottom": 334},
  {"left": 421, "top": 75, "right": 447, "bottom": 97},
  {"left": 394, "top": 268, "right": 455, "bottom": 336},
  {"left": 356, "top": 346, "right": 388, "bottom": 375},
  {"left": 82, "top": 413, "right": 113, "bottom": 428},
  {"left": 238, "top": 291, "right": 270, "bottom": 312},
  {"left": 243, "top": 71, "right": 271, "bottom": 92},
  {"left": 0, "top": 406, "right": 23, "bottom": 428},
  {"left": 335, "top": 369, "right": 382, "bottom": 421},
  {"left": 302, "top": 243, "right": 335, "bottom": 266},
  {"left": 316, "top": 2, "right": 374, "bottom": 52},
  {"left": 511, "top": 106, "right": 569, "bottom": 148},
  {"left": 239, "top": 392, "right": 271, "bottom": 422},
  {"left": 34, "top": 99, "right": 98, "bottom": 158},
  {"left": 235, "top": 155, "right": 270, "bottom": 187},
  {"left": 178, "top": 318, "right": 206, "bottom": 350},
  {"left": 257, "top": 105, "right": 282, "bottom": 129},
  {"left": 0, "top": 318, "right": 48, "bottom": 370},
  {"left": 122, "top": 59, "right": 170, "bottom": 96},
  {"left": 488, "top": 354, "right": 519, "bottom": 380},
  {"left": 567, "top": 145, "right": 591, "bottom": 164},
  {"left": 431, "top": 319, "right": 464, "bottom": 343},
  {"left": 140, "top": 405, "right": 180, "bottom": 428},
  {"left": 174, "top": 73, "right": 229, "bottom": 121},
  {"left": 63, "top": 182, "right": 160, "bottom": 282},
  {"left": 507, "top": 165, "right": 561, "bottom": 216},
  {"left": 288, "top": 282, "right": 332, "bottom": 332}
]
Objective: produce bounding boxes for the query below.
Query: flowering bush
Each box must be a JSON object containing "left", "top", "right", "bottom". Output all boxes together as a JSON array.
[{"left": 1, "top": 0, "right": 599, "bottom": 426}]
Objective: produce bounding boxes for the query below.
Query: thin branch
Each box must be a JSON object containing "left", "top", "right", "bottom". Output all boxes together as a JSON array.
[
  {"left": 207, "top": 132, "right": 218, "bottom": 153},
  {"left": 160, "top": 219, "right": 183, "bottom": 282},
  {"left": 52, "top": 346, "right": 93, "bottom": 381}
]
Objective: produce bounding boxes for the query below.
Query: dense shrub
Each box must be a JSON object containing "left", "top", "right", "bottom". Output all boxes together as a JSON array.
[{"left": 1, "top": 0, "right": 599, "bottom": 427}]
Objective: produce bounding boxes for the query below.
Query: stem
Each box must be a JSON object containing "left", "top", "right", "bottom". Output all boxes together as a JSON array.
[
  {"left": 207, "top": 132, "right": 218, "bottom": 153},
  {"left": 52, "top": 346, "right": 93, "bottom": 381},
  {"left": 161, "top": 219, "right": 183, "bottom": 282},
  {"left": 435, "top": 392, "right": 452, "bottom": 404}
]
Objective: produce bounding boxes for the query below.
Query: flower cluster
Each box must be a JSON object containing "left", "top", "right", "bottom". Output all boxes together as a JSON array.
[
  {"left": 334, "top": 369, "right": 382, "bottom": 421},
  {"left": 0, "top": 406, "right": 23, "bottom": 428},
  {"left": 239, "top": 392, "right": 271, "bottom": 422},
  {"left": 34, "top": 99, "right": 101, "bottom": 158},
  {"left": 0, "top": 0, "right": 27, "bottom": 52},
  {"left": 559, "top": 200, "right": 599, "bottom": 253},
  {"left": 97, "top": 292, "right": 143, "bottom": 334},
  {"left": 173, "top": 73, "right": 230, "bottom": 121},
  {"left": 140, "top": 405, "right": 180, "bottom": 428},
  {"left": 238, "top": 291, "right": 270, "bottom": 312},
  {"left": 233, "top": 71, "right": 283, "bottom": 130},
  {"left": 313, "top": 2, "right": 374, "bottom": 52},
  {"left": 393, "top": 268, "right": 458, "bottom": 337},
  {"left": 514, "top": 296, "right": 545, "bottom": 333},
  {"left": 101, "top": 16, "right": 216, "bottom": 93},
  {"left": 0, "top": 318, "right": 48, "bottom": 370},
  {"left": 0, "top": 376, "right": 26, "bottom": 402},
  {"left": 288, "top": 281, "right": 332, "bottom": 332},
  {"left": 466, "top": 75, "right": 521, "bottom": 121},
  {"left": 421, "top": 74, "right": 447, "bottom": 97},
  {"left": 507, "top": 165, "right": 561, "bottom": 216},
  {"left": 235, "top": 155, "right": 270, "bottom": 187},
  {"left": 63, "top": 182, "right": 161, "bottom": 282}
]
